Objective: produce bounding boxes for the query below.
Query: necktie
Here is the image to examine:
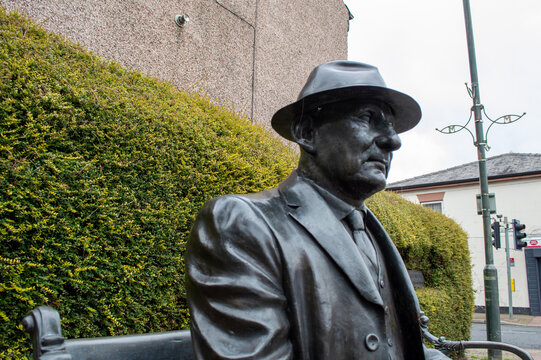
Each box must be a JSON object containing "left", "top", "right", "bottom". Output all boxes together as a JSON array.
[{"left": 346, "top": 210, "right": 379, "bottom": 277}]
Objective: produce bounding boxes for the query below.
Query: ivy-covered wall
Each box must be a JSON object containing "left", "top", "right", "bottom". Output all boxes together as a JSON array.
[{"left": 0, "top": 9, "right": 472, "bottom": 358}]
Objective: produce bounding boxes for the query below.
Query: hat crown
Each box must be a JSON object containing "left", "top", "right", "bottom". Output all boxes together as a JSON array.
[{"left": 298, "top": 61, "right": 387, "bottom": 101}]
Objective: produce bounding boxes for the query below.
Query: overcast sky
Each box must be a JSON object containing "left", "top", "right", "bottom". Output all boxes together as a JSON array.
[{"left": 343, "top": 0, "right": 541, "bottom": 183}]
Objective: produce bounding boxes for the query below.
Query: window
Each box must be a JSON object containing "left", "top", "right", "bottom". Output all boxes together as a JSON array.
[
  {"left": 421, "top": 201, "right": 443, "bottom": 213},
  {"left": 417, "top": 192, "right": 445, "bottom": 213}
]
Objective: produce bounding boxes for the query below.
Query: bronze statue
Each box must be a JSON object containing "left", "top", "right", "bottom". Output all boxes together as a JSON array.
[{"left": 186, "top": 61, "right": 449, "bottom": 359}]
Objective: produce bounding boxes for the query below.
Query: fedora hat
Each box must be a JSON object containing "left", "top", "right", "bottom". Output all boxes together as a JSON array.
[{"left": 271, "top": 61, "right": 421, "bottom": 141}]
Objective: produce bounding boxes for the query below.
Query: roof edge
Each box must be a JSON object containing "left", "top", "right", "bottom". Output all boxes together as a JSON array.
[{"left": 387, "top": 170, "right": 541, "bottom": 192}]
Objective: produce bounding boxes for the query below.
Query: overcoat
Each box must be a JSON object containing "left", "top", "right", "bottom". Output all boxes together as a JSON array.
[{"left": 187, "top": 172, "right": 438, "bottom": 359}]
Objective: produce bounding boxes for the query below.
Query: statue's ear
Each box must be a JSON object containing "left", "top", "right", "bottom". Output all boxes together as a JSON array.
[{"left": 292, "top": 115, "right": 316, "bottom": 154}]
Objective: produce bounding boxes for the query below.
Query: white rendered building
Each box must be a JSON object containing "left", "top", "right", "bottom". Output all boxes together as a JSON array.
[{"left": 388, "top": 153, "right": 541, "bottom": 315}]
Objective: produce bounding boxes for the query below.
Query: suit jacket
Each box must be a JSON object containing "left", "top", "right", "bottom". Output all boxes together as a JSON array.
[{"left": 187, "top": 172, "right": 440, "bottom": 359}]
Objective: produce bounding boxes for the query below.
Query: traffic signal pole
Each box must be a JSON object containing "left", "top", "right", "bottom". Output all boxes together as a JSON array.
[
  {"left": 462, "top": 0, "right": 502, "bottom": 357},
  {"left": 504, "top": 217, "right": 513, "bottom": 319}
]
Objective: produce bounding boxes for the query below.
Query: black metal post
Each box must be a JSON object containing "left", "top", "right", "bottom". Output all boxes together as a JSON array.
[{"left": 462, "top": 0, "right": 502, "bottom": 358}]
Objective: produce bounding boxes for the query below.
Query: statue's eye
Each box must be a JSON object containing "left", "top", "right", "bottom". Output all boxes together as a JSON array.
[{"left": 357, "top": 111, "right": 372, "bottom": 122}]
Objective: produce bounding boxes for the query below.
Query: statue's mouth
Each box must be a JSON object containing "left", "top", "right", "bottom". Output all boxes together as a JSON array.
[{"left": 365, "top": 159, "right": 388, "bottom": 173}]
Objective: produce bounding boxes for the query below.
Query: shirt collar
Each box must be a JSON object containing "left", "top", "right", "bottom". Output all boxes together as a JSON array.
[{"left": 300, "top": 175, "right": 367, "bottom": 220}]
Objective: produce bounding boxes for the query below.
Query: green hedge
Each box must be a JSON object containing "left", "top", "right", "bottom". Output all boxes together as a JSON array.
[
  {"left": 368, "top": 191, "right": 474, "bottom": 341},
  {"left": 0, "top": 8, "right": 472, "bottom": 358}
]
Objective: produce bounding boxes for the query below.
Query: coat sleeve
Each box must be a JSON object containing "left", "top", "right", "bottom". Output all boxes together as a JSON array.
[{"left": 186, "top": 195, "right": 292, "bottom": 360}]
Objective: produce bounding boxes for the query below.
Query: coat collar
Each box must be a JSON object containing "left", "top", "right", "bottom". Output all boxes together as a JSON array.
[{"left": 279, "top": 171, "right": 384, "bottom": 307}]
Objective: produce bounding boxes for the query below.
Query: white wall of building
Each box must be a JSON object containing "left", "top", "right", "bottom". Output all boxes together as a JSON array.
[{"left": 398, "top": 176, "right": 541, "bottom": 308}]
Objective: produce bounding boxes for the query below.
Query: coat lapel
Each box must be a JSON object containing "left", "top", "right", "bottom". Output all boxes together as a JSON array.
[
  {"left": 365, "top": 210, "right": 425, "bottom": 355},
  {"left": 365, "top": 210, "right": 419, "bottom": 308},
  {"left": 279, "top": 173, "right": 383, "bottom": 307}
]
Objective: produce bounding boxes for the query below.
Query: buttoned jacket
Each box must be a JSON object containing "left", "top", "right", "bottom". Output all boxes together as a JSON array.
[{"left": 186, "top": 171, "right": 432, "bottom": 359}]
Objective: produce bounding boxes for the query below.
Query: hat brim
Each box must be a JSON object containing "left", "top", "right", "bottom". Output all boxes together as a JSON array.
[{"left": 271, "top": 86, "right": 422, "bottom": 142}]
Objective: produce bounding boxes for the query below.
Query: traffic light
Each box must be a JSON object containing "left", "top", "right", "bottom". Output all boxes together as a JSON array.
[
  {"left": 512, "top": 219, "right": 527, "bottom": 250},
  {"left": 491, "top": 221, "right": 501, "bottom": 249}
]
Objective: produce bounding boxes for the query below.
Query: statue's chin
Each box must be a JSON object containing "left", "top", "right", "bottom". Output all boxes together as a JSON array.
[{"left": 341, "top": 179, "right": 386, "bottom": 203}]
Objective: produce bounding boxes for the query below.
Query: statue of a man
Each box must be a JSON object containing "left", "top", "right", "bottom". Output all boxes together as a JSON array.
[{"left": 186, "top": 61, "right": 449, "bottom": 359}]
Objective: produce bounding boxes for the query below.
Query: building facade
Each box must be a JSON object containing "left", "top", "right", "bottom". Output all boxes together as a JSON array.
[
  {"left": 1, "top": 0, "right": 350, "bottom": 129},
  {"left": 388, "top": 153, "right": 541, "bottom": 315}
]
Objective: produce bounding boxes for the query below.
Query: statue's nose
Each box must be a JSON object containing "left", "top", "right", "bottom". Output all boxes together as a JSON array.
[{"left": 375, "top": 133, "right": 401, "bottom": 152}]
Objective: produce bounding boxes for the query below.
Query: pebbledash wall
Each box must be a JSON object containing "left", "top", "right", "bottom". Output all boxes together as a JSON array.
[{"left": 1, "top": 0, "right": 349, "bottom": 130}]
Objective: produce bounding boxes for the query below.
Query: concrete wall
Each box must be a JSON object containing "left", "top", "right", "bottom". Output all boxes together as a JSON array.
[
  {"left": 1, "top": 0, "right": 349, "bottom": 128},
  {"left": 398, "top": 176, "right": 541, "bottom": 309}
]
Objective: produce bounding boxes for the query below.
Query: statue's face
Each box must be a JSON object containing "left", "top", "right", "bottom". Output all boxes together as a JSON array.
[{"left": 312, "top": 101, "right": 402, "bottom": 201}]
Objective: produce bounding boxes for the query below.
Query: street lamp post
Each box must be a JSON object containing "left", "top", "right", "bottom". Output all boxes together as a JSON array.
[
  {"left": 436, "top": 2, "right": 526, "bottom": 359},
  {"left": 461, "top": 1, "right": 501, "bottom": 356}
]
